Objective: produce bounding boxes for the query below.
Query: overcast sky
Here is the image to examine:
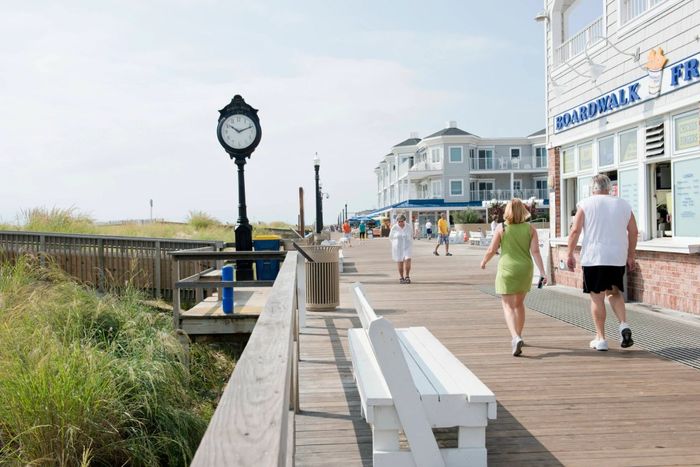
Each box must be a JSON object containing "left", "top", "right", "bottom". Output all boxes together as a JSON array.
[{"left": 1, "top": 0, "right": 548, "bottom": 225}]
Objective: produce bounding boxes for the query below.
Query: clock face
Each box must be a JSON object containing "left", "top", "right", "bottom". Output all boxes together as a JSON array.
[{"left": 220, "top": 114, "right": 258, "bottom": 150}]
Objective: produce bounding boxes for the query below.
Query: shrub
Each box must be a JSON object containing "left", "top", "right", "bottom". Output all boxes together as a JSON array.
[
  {"left": 19, "top": 207, "right": 96, "bottom": 234},
  {"left": 187, "top": 211, "right": 220, "bottom": 230},
  {"left": 453, "top": 209, "right": 482, "bottom": 224}
]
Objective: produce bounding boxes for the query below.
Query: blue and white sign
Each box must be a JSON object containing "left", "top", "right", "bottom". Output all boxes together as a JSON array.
[{"left": 553, "top": 51, "right": 700, "bottom": 133}]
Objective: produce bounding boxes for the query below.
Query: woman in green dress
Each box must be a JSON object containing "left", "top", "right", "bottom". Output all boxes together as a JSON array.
[{"left": 480, "top": 198, "right": 547, "bottom": 356}]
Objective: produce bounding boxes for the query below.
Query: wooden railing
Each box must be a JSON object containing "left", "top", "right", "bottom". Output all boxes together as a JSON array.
[
  {"left": 189, "top": 251, "right": 305, "bottom": 466},
  {"left": 0, "top": 230, "right": 223, "bottom": 299}
]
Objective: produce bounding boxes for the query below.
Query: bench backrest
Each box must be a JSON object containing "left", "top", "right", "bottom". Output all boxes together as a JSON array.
[
  {"left": 469, "top": 231, "right": 483, "bottom": 239},
  {"left": 351, "top": 282, "right": 378, "bottom": 330}
]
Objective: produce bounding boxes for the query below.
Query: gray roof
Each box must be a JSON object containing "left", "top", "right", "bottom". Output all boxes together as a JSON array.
[
  {"left": 425, "top": 127, "right": 475, "bottom": 138},
  {"left": 528, "top": 128, "right": 546, "bottom": 137},
  {"left": 393, "top": 137, "right": 421, "bottom": 148}
]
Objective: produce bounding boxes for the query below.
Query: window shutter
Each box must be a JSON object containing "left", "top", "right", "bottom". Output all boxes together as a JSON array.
[{"left": 645, "top": 122, "right": 664, "bottom": 158}]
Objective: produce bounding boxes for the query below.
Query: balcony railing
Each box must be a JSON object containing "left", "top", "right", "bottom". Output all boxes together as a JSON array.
[
  {"left": 470, "top": 189, "right": 548, "bottom": 202},
  {"left": 409, "top": 161, "right": 442, "bottom": 172},
  {"left": 554, "top": 16, "right": 604, "bottom": 67},
  {"left": 469, "top": 156, "right": 548, "bottom": 171}
]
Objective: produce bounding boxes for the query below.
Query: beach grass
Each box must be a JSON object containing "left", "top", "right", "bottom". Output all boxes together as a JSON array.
[
  {"left": 0, "top": 207, "right": 297, "bottom": 242},
  {"left": 0, "top": 256, "right": 236, "bottom": 466}
]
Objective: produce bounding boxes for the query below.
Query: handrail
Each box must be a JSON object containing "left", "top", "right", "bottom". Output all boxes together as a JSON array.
[
  {"left": 190, "top": 252, "right": 299, "bottom": 466},
  {"left": 0, "top": 229, "right": 222, "bottom": 245}
]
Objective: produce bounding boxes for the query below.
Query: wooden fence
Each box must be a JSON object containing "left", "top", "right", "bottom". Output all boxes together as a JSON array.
[{"left": 0, "top": 230, "right": 224, "bottom": 299}]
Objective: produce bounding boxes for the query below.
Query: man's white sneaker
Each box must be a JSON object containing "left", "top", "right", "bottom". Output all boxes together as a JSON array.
[{"left": 589, "top": 339, "right": 609, "bottom": 351}]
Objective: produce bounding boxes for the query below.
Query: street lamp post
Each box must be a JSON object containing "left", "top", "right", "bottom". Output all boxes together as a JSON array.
[{"left": 314, "top": 153, "right": 323, "bottom": 234}]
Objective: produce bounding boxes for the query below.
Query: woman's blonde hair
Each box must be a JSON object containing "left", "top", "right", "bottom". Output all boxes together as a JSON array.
[{"left": 504, "top": 198, "right": 531, "bottom": 225}]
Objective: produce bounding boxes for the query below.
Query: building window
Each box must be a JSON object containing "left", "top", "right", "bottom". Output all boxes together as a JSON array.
[
  {"left": 431, "top": 148, "right": 441, "bottom": 164},
  {"left": 431, "top": 180, "right": 442, "bottom": 198},
  {"left": 562, "top": 146, "right": 575, "bottom": 174},
  {"left": 598, "top": 135, "right": 615, "bottom": 167},
  {"left": 475, "top": 148, "right": 494, "bottom": 170},
  {"left": 535, "top": 146, "right": 548, "bottom": 168},
  {"left": 470, "top": 179, "right": 495, "bottom": 201},
  {"left": 510, "top": 147, "right": 521, "bottom": 159},
  {"left": 620, "top": 0, "right": 668, "bottom": 26},
  {"left": 618, "top": 168, "right": 639, "bottom": 222},
  {"left": 673, "top": 111, "right": 700, "bottom": 153},
  {"left": 619, "top": 128, "right": 638, "bottom": 163},
  {"left": 578, "top": 141, "right": 593, "bottom": 171},
  {"left": 449, "top": 147, "right": 463, "bottom": 163},
  {"left": 535, "top": 178, "right": 548, "bottom": 199},
  {"left": 449, "top": 179, "right": 464, "bottom": 196},
  {"left": 469, "top": 148, "right": 475, "bottom": 159}
]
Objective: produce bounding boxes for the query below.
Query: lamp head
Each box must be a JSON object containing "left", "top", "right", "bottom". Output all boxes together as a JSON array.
[
  {"left": 587, "top": 61, "right": 606, "bottom": 83},
  {"left": 313, "top": 152, "right": 320, "bottom": 167},
  {"left": 534, "top": 11, "right": 549, "bottom": 22}
]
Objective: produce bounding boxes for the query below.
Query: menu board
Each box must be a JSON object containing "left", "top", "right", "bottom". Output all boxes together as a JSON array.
[
  {"left": 673, "top": 158, "right": 700, "bottom": 237},
  {"left": 675, "top": 112, "right": 699, "bottom": 151},
  {"left": 619, "top": 169, "right": 639, "bottom": 222}
]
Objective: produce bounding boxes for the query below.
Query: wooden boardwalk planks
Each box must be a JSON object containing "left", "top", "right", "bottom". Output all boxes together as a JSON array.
[{"left": 295, "top": 237, "right": 700, "bottom": 466}]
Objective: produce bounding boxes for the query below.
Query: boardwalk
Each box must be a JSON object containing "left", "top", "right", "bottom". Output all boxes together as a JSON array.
[{"left": 295, "top": 237, "right": 700, "bottom": 466}]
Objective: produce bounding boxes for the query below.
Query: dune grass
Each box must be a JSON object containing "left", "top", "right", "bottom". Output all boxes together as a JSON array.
[
  {"left": 0, "top": 207, "right": 296, "bottom": 242},
  {"left": 0, "top": 257, "right": 237, "bottom": 466}
]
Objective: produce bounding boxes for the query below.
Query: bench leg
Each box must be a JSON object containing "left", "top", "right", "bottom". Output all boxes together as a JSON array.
[
  {"left": 373, "top": 426, "right": 400, "bottom": 451},
  {"left": 458, "top": 426, "right": 485, "bottom": 448}
]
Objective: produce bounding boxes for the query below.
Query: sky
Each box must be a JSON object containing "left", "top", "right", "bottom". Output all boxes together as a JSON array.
[{"left": 0, "top": 0, "right": 549, "bottom": 225}]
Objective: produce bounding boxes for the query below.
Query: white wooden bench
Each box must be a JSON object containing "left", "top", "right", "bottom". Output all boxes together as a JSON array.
[
  {"left": 348, "top": 283, "right": 496, "bottom": 467},
  {"left": 468, "top": 231, "right": 484, "bottom": 246}
]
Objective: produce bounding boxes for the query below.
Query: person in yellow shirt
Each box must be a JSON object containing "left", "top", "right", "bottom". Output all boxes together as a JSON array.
[{"left": 433, "top": 213, "right": 452, "bottom": 256}]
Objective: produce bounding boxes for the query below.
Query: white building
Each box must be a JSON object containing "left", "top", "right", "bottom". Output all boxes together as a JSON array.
[
  {"left": 373, "top": 122, "right": 547, "bottom": 223},
  {"left": 540, "top": 0, "right": 700, "bottom": 314}
]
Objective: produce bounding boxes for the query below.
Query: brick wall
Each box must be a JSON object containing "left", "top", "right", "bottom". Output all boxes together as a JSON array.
[
  {"left": 551, "top": 244, "right": 700, "bottom": 316},
  {"left": 548, "top": 147, "right": 561, "bottom": 238}
]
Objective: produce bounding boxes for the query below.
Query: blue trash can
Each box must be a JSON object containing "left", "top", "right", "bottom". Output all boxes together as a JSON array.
[{"left": 253, "top": 235, "right": 281, "bottom": 280}]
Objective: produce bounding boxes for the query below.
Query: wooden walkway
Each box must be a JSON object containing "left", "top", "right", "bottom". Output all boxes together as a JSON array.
[{"left": 294, "top": 237, "right": 700, "bottom": 466}]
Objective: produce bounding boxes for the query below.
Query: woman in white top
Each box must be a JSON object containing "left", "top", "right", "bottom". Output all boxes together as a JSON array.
[{"left": 389, "top": 214, "right": 413, "bottom": 284}]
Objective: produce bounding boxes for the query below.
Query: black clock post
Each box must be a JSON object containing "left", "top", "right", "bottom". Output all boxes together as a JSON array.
[{"left": 216, "top": 95, "right": 262, "bottom": 281}]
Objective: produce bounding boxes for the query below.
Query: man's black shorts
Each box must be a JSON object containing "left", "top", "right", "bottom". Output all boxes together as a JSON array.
[{"left": 582, "top": 265, "right": 625, "bottom": 293}]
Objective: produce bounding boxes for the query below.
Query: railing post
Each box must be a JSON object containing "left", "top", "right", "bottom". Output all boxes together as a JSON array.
[
  {"left": 39, "top": 234, "right": 46, "bottom": 268},
  {"left": 154, "top": 241, "right": 162, "bottom": 300},
  {"left": 98, "top": 238, "right": 105, "bottom": 293},
  {"left": 172, "top": 258, "right": 181, "bottom": 330}
]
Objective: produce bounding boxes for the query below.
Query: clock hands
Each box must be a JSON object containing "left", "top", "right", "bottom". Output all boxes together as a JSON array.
[{"left": 226, "top": 124, "right": 253, "bottom": 133}]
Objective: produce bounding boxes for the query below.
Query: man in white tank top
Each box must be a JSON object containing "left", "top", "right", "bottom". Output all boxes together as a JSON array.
[{"left": 566, "top": 174, "right": 638, "bottom": 351}]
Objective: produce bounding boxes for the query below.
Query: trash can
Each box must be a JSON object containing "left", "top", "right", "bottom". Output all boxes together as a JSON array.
[
  {"left": 304, "top": 245, "right": 340, "bottom": 311},
  {"left": 253, "top": 235, "right": 282, "bottom": 281}
]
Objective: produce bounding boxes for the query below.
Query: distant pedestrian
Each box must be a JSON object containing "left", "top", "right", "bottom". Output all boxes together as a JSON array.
[
  {"left": 359, "top": 221, "right": 367, "bottom": 240},
  {"left": 567, "top": 174, "right": 637, "bottom": 351},
  {"left": 414, "top": 219, "right": 420, "bottom": 239},
  {"left": 389, "top": 214, "right": 413, "bottom": 284},
  {"left": 425, "top": 220, "right": 433, "bottom": 240},
  {"left": 342, "top": 220, "right": 352, "bottom": 247},
  {"left": 433, "top": 213, "right": 452, "bottom": 256},
  {"left": 491, "top": 218, "right": 498, "bottom": 233},
  {"left": 480, "top": 198, "right": 547, "bottom": 357}
]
